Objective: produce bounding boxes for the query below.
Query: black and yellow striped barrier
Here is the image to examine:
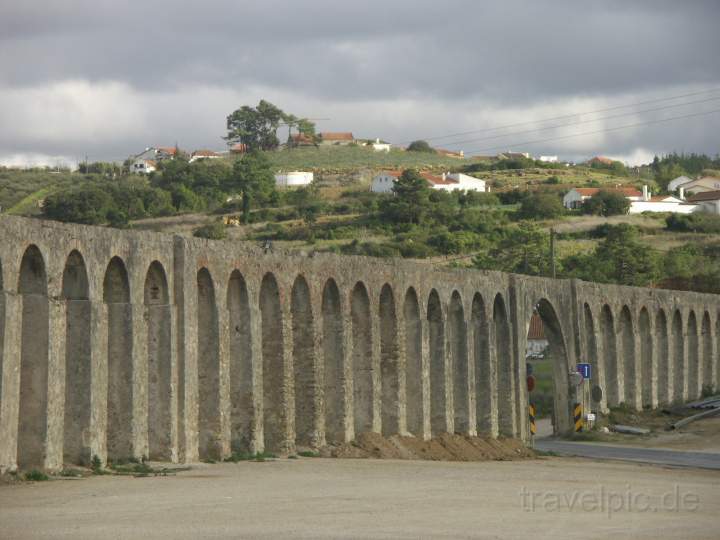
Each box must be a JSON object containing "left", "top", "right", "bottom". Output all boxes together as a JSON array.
[
  {"left": 573, "top": 402, "right": 583, "bottom": 432},
  {"left": 529, "top": 404, "right": 536, "bottom": 436}
]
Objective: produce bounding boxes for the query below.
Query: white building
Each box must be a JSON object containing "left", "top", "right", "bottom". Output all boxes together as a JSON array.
[
  {"left": 526, "top": 312, "right": 548, "bottom": 360},
  {"left": 275, "top": 171, "right": 314, "bottom": 187},
  {"left": 539, "top": 155, "right": 558, "bottom": 163},
  {"left": 371, "top": 171, "right": 486, "bottom": 193},
  {"left": 131, "top": 158, "right": 157, "bottom": 174},
  {"left": 628, "top": 186, "right": 697, "bottom": 214},
  {"left": 667, "top": 175, "right": 693, "bottom": 192},
  {"left": 189, "top": 150, "right": 221, "bottom": 163},
  {"left": 133, "top": 146, "right": 177, "bottom": 162},
  {"left": 369, "top": 138, "right": 391, "bottom": 153},
  {"left": 679, "top": 176, "right": 720, "bottom": 195},
  {"left": 687, "top": 190, "right": 720, "bottom": 214},
  {"left": 563, "top": 187, "right": 642, "bottom": 209}
]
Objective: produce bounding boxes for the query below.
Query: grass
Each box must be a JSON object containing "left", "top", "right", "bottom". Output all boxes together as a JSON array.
[
  {"left": 24, "top": 469, "right": 49, "bottom": 481},
  {"left": 297, "top": 450, "right": 320, "bottom": 458},
  {"left": 223, "top": 451, "right": 277, "bottom": 463}
]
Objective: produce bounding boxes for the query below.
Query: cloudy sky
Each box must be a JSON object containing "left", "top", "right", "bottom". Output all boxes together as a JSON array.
[{"left": 1, "top": 0, "right": 719, "bottom": 167}]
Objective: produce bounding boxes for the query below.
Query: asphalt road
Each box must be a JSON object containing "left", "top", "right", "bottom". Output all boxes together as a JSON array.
[{"left": 535, "top": 439, "right": 720, "bottom": 470}]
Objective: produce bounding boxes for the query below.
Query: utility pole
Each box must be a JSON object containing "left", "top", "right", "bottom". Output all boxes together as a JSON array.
[{"left": 550, "top": 228, "right": 556, "bottom": 279}]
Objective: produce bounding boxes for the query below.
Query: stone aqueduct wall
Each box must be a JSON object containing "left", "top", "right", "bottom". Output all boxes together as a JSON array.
[{"left": 0, "top": 215, "right": 718, "bottom": 471}]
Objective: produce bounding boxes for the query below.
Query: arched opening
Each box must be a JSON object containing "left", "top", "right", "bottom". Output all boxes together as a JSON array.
[
  {"left": 292, "top": 275, "right": 318, "bottom": 447},
  {"left": 145, "top": 261, "right": 172, "bottom": 461},
  {"left": 687, "top": 311, "right": 699, "bottom": 400},
  {"left": 672, "top": 310, "right": 684, "bottom": 403},
  {"left": 472, "top": 294, "right": 492, "bottom": 435},
  {"left": 526, "top": 299, "right": 571, "bottom": 435},
  {"left": 655, "top": 310, "right": 669, "bottom": 404},
  {"left": 701, "top": 313, "right": 713, "bottom": 394},
  {"left": 600, "top": 306, "right": 619, "bottom": 406},
  {"left": 260, "top": 273, "right": 286, "bottom": 452},
  {"left": 197, "top": 268, "right": 221, "bottom": 459},
  {"left": 227, "top": 270, "right": 252, "bottom": 452},
  {"left": 62, "top": 250, "right": 91, "bottom": 465},
  {"left": 17, "top": 245, "right": 49, "bottom": 469},
  {"left": 494, "top": 294, "right": 514, "bottom": 436},
  {"left": 583, "top": 304, "right": 601, "bottom": 406},
  {"left": 619, "top": 306, "right": 636, "bottom": 406},
  {"left": 639, "top": 308, "right": 653, "bottom": 408},
  {"left": 404, "top": 288, "right": 423, "bottom": 438},
  {"left": 450, "top": 291, "right": 469, "bottom": 434},
  {"left": 103, "top": 256, "right": 133, "bottom": 461},
  {"left": 322, "top": 279, "right": 344, "bottom": 443},
  {"left": 428, "top": 289, "right": 447, "bottom": 435},
  {"left": 379, "top": 285, "right": 399, "bottom": 436},
  {"left": 351, "top": 282, "right": 373, "bottom": 436}
]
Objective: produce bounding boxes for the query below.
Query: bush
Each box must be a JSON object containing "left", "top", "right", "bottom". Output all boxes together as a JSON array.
[
  {"left": 406, "top": 140, "right": 435, "bottom": 153},
  {"left": 193, "top": 221, "right": 227, "bottom": 240},
  {"left": 666, "top": 213, "right": 720, "bottom": 234},
  {"left": 582, "top": 190, "right": 630, "bottom": 216},
  {"left": 517, "top": 191, "right": 565, "bottom": 220}
]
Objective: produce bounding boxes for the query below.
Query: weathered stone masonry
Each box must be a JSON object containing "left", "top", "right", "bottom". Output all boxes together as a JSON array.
[{"left": 0, "top": 215, "right": 718, "bottom": 471}]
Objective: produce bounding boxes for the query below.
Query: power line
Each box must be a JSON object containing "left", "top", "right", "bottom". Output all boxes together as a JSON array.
[
  {"left": 460, "top": 107, "right": 720, "bottom": 155},
  {"left": 395, "top": 87, "right": 720, "bottom": 145},
  {"left": 437, "top": 95, "right": 720, "bottom": 148}
]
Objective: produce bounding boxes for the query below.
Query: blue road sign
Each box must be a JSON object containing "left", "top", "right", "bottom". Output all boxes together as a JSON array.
[{"left": 576, "top": 363, "right": 591, "bottom": 379}]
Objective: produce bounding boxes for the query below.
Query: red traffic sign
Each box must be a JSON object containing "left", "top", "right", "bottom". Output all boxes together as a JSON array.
[{"left": 527, "top": 375, "right": 536, "bottom": 393}]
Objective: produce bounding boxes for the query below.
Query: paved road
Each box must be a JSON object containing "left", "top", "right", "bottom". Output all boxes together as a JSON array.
[{"left": 535, "top": 439, "right": 720, "bottom": 470}]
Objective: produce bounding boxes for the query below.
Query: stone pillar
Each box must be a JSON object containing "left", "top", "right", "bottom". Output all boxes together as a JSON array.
[
  {"left": 0, "top": 293, "right": 22, "bottom": 472},
  {"left": 341, "top": 298, "right": 355, "bottom": 442},
  {"left": 249, "top": 301, "right": 264, "bottom": 453},
  {"left": 217, "top": 305, "right": 231, "bottom": 459},
  {"left": 167, "top": 305, "right": 179, "bottom": 463},
  {"left": 370, "top": 296, "right": 382, "bottom": 435},
  {"left": 131, "top": 303, "right": 148, "bottom": 460},
  {"left": 443, "top": 317, "right": 455, "bottom": 436},
  {"left": 465, "top": 317, "right": 477, "bottom": 436},
  {"left": 419, "top": 317, "right": 431, "bottom": 440},
  {"left": 631, "top": 329, "right": 643, "bottom": 411},
  {"left": 44, "top": 299, "right": 66, "bottom": 471},
  {"left": 309, "top": 311, "right": 325, "bottom": 448},
  {"left": 280, "top": 300, "right": 296, "bottom": 455},
  {"left": 89, "top": 301, "right": 108, "bottom": 465},
  {"left": 395, "top": 306, "right": 408, "bottom": 437}
]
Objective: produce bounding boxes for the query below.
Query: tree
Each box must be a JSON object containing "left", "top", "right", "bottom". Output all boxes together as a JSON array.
[
  {"left": 582, "top": 190, "right": 630, "bottom": 216},
  {"left": 43, "top": 187, "right": 113, "bottom": 225},
  {"left": 380, "top": 169, "right": 432, "bottom": 224},
  {"left": 225, "top": 100, "right": 286, "bottom": 151},
  {"left": 473, "top": 223, "right": 549, "bottom": 275},
  {"left": 406, "top": 140, "right": 435, "bottom": 153},
  {"left": 517, "top": 192, "right": 565, "bottom": 220},
  {"left": 229, "top": 150, "right": 276, "bottom": 223}
]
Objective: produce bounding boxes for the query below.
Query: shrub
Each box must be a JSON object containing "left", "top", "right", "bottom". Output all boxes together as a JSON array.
[
  {"left": 406, "top": 140, "right": 435, "bottom": 153},
  {"left": 582, "top": 190, "right": 630, "bottom": 216},
  {"left": 666, "top": 213, "right": 720, "bottom": 234},
  {"left": 517, "top": 191, "right": 565, "bottom": 220},
  {"left": 193, "top": 221, "right": 227, "bottom": 240}
]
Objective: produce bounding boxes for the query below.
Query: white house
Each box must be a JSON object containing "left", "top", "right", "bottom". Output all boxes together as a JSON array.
[
  {"left": 539, "top": 155, "right": 558, "bottom": 163},
  {"left": 134, "top": 146, "right": 177, "bottom": 162},
  {"left": 371, "top": 171, "right": 486, "bottom": 193},
  {"left": 678, "top": 176, "right": 720, "bottom": 195},
  {"left": 667, "top": 175, "right": 693, "bottom": 192},
  {"left": 189, "top": 149, "right": 221, "bottom": 163},
  {"left": 563, "top": 187, "right": 642, "bottom": 209},
  {"left": 131, "top": 158, "right": 157, "bottom": 174},
  {"left": 628, "top": 186, "right": 698, "bottom": 214},
  {"left": 687, "top": 190, "right": 720, "bottom": 215},
  {"left": 369, "top": 138, "right": 391, "bottom": 153},
  {"left": 275, "top": 171, "right": 314, "bottom": 187}
]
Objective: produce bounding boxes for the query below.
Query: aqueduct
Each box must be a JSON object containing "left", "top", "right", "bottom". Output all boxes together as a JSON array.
[{"left": 0, "top": 215, "right": 718, "bottom": 471}]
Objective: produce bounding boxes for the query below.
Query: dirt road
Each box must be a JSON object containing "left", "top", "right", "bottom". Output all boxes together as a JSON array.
[{"left": 1, "top": 457, "right": 718, "bottom": 539}]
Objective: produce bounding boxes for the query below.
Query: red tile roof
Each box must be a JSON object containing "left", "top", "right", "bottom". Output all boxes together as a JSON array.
[
  {"left": 422, "top": 173, "right": 457, "bottom": 185},
  {"left": 156, "top": 146, "right": 177, "bottom": 155},
  {"left": 192, "top": 149, "right": 220, "bottom": 157},
  {"left": 573, "top": 187, "right": 642, "bottom": 197},
  {"left": 588, "top": 156, "right": 614, "bottom": 165},
  {"left": 527, "top": 312, "right": 545, "bottom": 340},
  {"left": 320, "top": 132, "right": 354, "bottom": 141},
  {"left": 230, "top": 143, "right": 248, "bottom": 153},
  {"left": 687, "top": 190, "right": 720, "bottom": 202}
]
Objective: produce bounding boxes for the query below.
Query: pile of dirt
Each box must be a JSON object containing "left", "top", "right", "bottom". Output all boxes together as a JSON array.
[{"left": 318, "top": 432, "right": 535, "bottom": 461}]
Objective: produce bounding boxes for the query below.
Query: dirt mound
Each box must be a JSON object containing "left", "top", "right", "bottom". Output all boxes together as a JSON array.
[{"left": 318, "top": 432, "right": 535, "bottom": 462}]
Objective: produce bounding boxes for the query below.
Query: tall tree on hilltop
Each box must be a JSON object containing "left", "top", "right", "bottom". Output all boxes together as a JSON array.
[
  {"left": 229, "top": 150, "right": 276, "bottom": 223},
  {"left": 225, "top": 100, "right": 286, "bottom": 151}
]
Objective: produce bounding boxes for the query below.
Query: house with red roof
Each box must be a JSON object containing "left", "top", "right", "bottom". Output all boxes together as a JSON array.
[
  {"left": 189, "top": 149, "right": 221, "bottom": 163},
  {"left": 371, "top": 171, "right": 486, "bottom": 193},
  {"left": 562, "top": 186, "right": 642, "bottom": 209},
  {"left": 319, "top": 132, "right": 355, "bottom": 145}
]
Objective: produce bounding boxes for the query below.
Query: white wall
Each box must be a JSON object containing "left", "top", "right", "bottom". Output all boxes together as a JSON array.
[
  {"left": 371, "top": 174, "right": 397, "bottom": 193},
  {"left": 628, "top": 201, "right": 698, "bottom": 214},
  {"left": 275, "top": 171, "right": 313, "bottom": 187},
  {"left": 563, "top": 190, "right": 586, "bottom": 209},
  {"left": 446, "top": 173, "right": 486, "bottom": 192}
]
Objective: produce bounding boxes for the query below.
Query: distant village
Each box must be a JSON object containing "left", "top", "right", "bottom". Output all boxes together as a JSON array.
[{"left": 128, "top": 134, "right": 720, "bottom": 217}]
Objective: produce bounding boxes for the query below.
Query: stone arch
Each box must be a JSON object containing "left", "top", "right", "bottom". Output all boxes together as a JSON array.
[
  {"left": 701, "top": 312, "right": 713, "bottom": 393},
  {"left": 472, "top": 293, "right": 492, "bottom": 435},
  {"left": 351, "top": 281, "right": 373, "bottom": 436},
  {"left": 619, "top": 306, "right": 636, "bottom": 406},
  {"left": 379, "top": 284, "right": 400, "bottom": 436},
  {"left": 197, "top": 267, "right": 221, "bottom": 459},
  {"left": 655, "top": 310, "right": 670, "bottom": 404},
  {"left": 600, "top": 305, "right": 619, "bottom": 406},
  {"left": 321, "top": 278, "right": 344, "bottom": 443},
  {"left": 145, "top": 261, "right": 172, "bottom": 460},
  {"left": 672, "top": 310, "right": 684, "bottom": 402},
  {"left": 450, "top": 291, "right": 469, "bottom": 434},
  {"left": 493, "top": 293, "right": 513, "bottom": 437},
  {"left": 17, "top": 245, "right": 50, "bottom": 469},
  {"left": 428, "top": 289, "right": 447, "bottom": 435},
  {"left": 403, "top": 287, "right": 423, "bottom": 438},
  {"left": 687, "top": 311, "right": 699, "bottom": 400},
  {"left": 583, "top": 304, "right": 601, "bottom": 403},
  {"left": 639, "top": 308, "right": 653, "bottom": 408},
  {"left": 103, "top": 256, "right": 133, "bottom": 461},
  {"left": 291, "top": 275, "right": 318, "bottom": 447},
  {"left": 62, "top": 250, "right": 92, "bottom": 465},
  {"left": 260, "top": 272, "right": 286, "bottom": 452},
  {"left": 227, "top": 270, "right": 253, "bottom": 452},
  {"left": 531, "top": 299, "right": 572, "bottom": 434}
]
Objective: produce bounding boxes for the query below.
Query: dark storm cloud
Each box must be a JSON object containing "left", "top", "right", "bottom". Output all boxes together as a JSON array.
[{"left": 1, "top": 0, "right": 719, "bottom": 164}]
